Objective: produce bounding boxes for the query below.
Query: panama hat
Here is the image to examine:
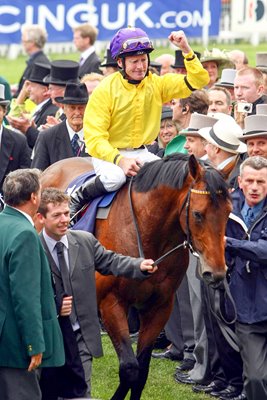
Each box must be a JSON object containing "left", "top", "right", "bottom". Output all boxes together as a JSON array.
[
  {"left": 180, "top": 113, "right": 218, "bottom": 137},
  {"left": 240, "top": 114, "right": 267, "bottom": 141},
  {"left": 55, "top": 82, "right": 88, "bottom": 105},
  {"left": 43, "top": 60, "right": 79, "bottom": 86},
  {"left": 0, "top": 84, "right": 10, "bottom": 106},
  {"left": 215, "top": 68, "right": 236, "bottom": 89},
  {"left": 256, "top": 52, "right": 267, "bottom": 73},
  {"left": 198, "top": 115, "right": 247, "bottom": 153},
  {"left": 28, "top": 62, "right": 51, "bottom": 85}
]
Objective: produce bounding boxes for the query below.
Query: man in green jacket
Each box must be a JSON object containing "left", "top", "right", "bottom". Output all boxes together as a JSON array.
[{"left": 0, "top": 169, "right": 65, "bottom": 400}]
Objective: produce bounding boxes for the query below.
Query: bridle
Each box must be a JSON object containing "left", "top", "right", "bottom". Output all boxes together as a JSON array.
[{"left": 128, "top": 178, "right": 219, "bottom": 265}]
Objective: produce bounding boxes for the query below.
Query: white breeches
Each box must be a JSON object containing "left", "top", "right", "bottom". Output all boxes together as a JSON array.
[{"left": 92, "top": 147, "right": 159, "bottom": 192}]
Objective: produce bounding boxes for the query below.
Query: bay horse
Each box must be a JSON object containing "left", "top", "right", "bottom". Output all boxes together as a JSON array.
[{"left": 40, "top": 153, "right": 232, "bottom": 400}]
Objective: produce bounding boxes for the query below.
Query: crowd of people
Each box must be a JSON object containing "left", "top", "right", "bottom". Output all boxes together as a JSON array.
[{"left": 0, "top": 21, "right": 267, "bottom": 400}]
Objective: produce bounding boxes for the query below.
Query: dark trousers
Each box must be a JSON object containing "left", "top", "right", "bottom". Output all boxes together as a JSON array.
[
  {"left": 202, "top": 282, "right": 243, "bottom": 389},
  {"left": 0, "top": 367, "right": 41, "bottom": 400},
  {"left": 236, "top": 320, "right": 267, "bottom": 400}
]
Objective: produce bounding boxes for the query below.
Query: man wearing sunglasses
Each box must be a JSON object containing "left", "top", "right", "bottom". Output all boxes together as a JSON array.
[{"left": 69, "top": 27, "right": 209, "bottom": 223}]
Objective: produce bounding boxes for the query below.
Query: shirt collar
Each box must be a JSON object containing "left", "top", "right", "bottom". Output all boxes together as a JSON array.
[
  {"left": 217, "top": 155, "right": 236, "bottom": 170},
  {"left": 81, "top": 46, "right": 95, "bottom": 61},
  {"left": 242, "top": 198, "right": 266, "bottom": 220},
  {"left": 42, "top": 229, "right": 69, "bottom": 253},
  {"left": 66, "top": 119, "right": 84, "bottom": 141}
]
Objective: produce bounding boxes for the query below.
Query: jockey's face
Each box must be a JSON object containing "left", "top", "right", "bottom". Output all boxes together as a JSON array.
[
  {"left": 118, "top": 54, "right": 148, "bottom": 81},
  {"left": 39, "top": 201, "right": 70, "bottom": 241}
]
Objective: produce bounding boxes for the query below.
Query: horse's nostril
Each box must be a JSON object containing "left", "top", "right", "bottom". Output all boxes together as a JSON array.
[{"left": 203, "top": 271, "right": 214, "bottom": 284}]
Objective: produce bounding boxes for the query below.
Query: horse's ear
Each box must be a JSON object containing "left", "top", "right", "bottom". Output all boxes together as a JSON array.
[{"left": 188, "top": 154, "right": 202, "bottom": 181}]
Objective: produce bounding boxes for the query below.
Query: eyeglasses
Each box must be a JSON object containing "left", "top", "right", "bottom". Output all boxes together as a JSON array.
[{"left": 121, "top": 36, "right": 153, "bottom": 51}]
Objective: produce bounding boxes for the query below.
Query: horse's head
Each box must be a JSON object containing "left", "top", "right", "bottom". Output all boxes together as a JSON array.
[{"left": 181, "top": 155, "right": 232, "bottom": 284}]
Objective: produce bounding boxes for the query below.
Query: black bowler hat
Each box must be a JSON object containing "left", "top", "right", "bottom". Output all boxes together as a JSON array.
[
  {"left": 171, "top": 50, "right": 201, "bottom": 69},
  {"left": 28, "top": 62, "right": 51, "bottom": 85},
  {"left": 100, "top": 48, "right": 118, "bottom": 68},
  {"left": 55, "top": 82, "right": 88, "bottom": 105},
  {"left": 43, "top": 60, "right": 79, "bottom": 86}
]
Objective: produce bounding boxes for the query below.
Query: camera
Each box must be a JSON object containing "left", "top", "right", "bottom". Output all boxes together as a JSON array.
[{"left": 237, "top": 102, "right": 253, "bottom": 113}]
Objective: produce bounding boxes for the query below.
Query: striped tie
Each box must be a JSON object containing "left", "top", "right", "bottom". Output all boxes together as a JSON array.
[{"left": 71, "top": 133, "right": 80, "bottom": 156}]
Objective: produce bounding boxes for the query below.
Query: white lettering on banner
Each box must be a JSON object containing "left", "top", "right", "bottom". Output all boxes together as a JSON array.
[
  {"left": 127, "top": 2, "right": 154, "bottom": 27},
  {"left": 67, "top": 4, "right": 99, "bottom": 27},
  {"left": 0, "top": 2, "right": 210, "bottom": 36},
  {"left": 101, "top": 3, "right": 126, "bottom": 29},
  {"left": 38, "top": 5, "right": 65, "bottom": 29},
  {"left": 160, "top": 10, "right": 208, "bottom": 29},
  {"left": 0, "top": 6, "right": 20, "bottom": 33}
]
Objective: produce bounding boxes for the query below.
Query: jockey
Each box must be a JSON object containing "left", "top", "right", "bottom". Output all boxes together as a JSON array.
[{"left": 69, "top": 27, "right": 209, "bottom": 222}]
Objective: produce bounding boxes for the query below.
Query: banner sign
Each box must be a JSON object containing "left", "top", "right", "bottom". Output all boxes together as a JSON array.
[
  {"left": 0, "top": 0, "right": 221, "bottom": 44},
  {"left": 231, "top": 0, "right": 267, "bottom": 33}
]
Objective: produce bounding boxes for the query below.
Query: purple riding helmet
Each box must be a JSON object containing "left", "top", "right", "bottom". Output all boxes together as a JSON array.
[{"left": 110, "top": 27, "right": 154, "bottom": 60}]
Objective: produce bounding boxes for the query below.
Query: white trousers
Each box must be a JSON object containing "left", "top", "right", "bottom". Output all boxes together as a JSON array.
[{"left": 92, "top": 147, "right": 159, "bottom": 192}]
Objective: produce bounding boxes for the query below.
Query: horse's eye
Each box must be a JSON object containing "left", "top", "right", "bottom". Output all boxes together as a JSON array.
[{"left": 193, "top": 211, "right": 203, "bottom": 223}]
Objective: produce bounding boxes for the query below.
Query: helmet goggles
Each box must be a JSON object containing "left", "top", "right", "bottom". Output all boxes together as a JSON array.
[{"left": 121, "top": 36, "right": 153, "bottom": 52}]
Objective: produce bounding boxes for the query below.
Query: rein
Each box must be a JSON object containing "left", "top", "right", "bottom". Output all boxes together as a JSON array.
[{"left": 128, "top": 178, "right": 198, "bottom": 265}]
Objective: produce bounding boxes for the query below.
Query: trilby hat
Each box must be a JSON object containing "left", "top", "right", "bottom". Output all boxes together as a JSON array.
[
  {"left": 256, "top": 52, "right": 267, "bottom": 73},
  {"left": 55, "top": 82, "right": 88, "bottom": 105},
  {"left": 239, "top": 114, "right": 267, "bottom": 141},
  {"left": 215, "top": 68, "right": 236, "bottom": 88},
  {"left": 180, "top": 113, "right": 218, "bottom": 137}
]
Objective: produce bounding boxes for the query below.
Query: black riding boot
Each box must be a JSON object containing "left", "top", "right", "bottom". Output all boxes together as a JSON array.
[{"left": 69, "top": 175, "right": 108, "bottom": 225}]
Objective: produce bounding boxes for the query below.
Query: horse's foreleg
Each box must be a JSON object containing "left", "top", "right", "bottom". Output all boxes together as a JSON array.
[
  {"left": 129, "top": 302, "right": 174, "bottom": 400},
  {"left": 99, "top": 296, "right": 139, "bottom": 400}
]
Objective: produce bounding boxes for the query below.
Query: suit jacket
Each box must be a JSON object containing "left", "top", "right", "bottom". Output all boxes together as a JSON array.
[
  {"left": 40, "top": 230, "right": 146, "bottom": 358},
  {"left": 26, "top": 99, "right": 59, "bottom": 149},
  {"left": 16, "top": 51, "right": 50, "bottom": 96},
  {"left": 0, "top": 206, "right": 65, "bottom": 368},
  {"left": 0, "top": 126, "right": 31, "bottom": 193},
  {"left": 78, "top": 51, "right": 102, "bottom": 78},
  {"left": 31, "top": 120, "right": 88, "bottom": 170}
]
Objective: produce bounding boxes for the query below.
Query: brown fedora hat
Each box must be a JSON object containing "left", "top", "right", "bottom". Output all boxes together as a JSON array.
[
  {"left": 55, "top": 82, "right": 88, "bottom": 105},
  {"left": 240, "top": 114, "right": 267, "bottom": 141}
]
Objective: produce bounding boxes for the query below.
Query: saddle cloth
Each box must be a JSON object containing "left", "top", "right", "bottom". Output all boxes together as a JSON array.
[{"left": 67, "top": 172, "right": 117, "bottom": 233}]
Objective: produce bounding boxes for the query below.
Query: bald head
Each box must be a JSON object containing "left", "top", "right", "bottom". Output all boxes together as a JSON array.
[
  {"left": 154, "top": 53, "right": 175, "bottom": 75},
  {"left": 228, "top": 50, "right": 249, "bottom": 70}
]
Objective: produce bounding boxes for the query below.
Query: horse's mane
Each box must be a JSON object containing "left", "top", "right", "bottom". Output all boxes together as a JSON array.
[{"left": 133, "top": 153, "right": 230, "bottom": 204}]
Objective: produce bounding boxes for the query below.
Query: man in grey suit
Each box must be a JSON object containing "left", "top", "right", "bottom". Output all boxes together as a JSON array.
[
  {"left": 37, "top": 188, "right": 157, "bottom": 399},
  {"left": 31, "top": 82, "right": 89, "bottom": 170},
  {"left": 73, "top": 23, "right": 102, "bottom": 78}
]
